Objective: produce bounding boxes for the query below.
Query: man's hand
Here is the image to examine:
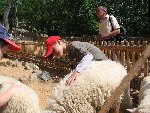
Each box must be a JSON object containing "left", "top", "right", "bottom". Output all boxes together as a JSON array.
[
  {"left": 66, "top": 72, "right": 79, "bottom": 86},
  {"left": 96, "top": 34, "right": 109, "bottom": 41},
  {"left": 96, "top": 34, "right": 102, "bottom": 40}
]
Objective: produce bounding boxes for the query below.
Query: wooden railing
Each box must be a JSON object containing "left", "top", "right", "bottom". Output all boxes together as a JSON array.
[
  {"left": 97, "top": 41, "right": 148, "bottom": 77},
  {"left": 7, "top": 38, "right": 150, "bottom": 77},
  {"left": 62, "top": 37, "right": 150, "bottom": 44}
]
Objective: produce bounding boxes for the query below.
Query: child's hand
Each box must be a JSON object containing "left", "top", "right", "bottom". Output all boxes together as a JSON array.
[{"left": 66, "top": 72, "right": 79, "bottom": 86}]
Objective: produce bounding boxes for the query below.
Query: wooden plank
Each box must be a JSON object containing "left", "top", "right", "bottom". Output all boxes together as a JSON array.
[
  {"left": 98, "top": 43, "right": 150, "bottom": 113},
  {"left": 126, "top": 41, "right": 131, "bottom": 72},
  {"left": 121, "top": 41, "right": 125, "bottom": 66},
  {"left": 144, "top": 59, "right": 148, "bottom": 77},
  {"left": 131, "top": 51, "right": 136, "bottom": 67},
  {"left": 121, "top": 51, "right": 125, "bottom": 66},
  {"left": 137, "top": 52, "right": 142, "bottom": 76},
  {"left": 117, "top": 51, "right": 121, "bottom": 62}
]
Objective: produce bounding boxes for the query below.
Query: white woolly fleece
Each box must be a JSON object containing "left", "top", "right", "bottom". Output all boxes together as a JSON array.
[{"left": 46, "top": 60, "right": 129, "bottom": 113}]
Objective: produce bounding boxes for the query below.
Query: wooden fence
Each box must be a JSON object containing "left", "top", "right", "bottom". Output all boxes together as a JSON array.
[
  {"left": 7, "top": 37, "right": 150, "bottom": 77},
  {"left": 62, "top": 36, "right": 150, "bottom": 44}
]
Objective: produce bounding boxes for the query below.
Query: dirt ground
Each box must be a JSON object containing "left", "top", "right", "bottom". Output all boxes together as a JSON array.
[{"left": 0, "top": 58, "right": 56, "bottom": 110}]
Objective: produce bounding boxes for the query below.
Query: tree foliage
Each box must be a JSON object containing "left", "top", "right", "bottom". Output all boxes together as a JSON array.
[{"left": 0, "top": 0, "right": 149, "bottom": 37}]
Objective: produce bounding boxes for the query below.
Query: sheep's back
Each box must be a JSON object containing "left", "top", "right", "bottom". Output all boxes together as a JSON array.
[{"left": 51, "top": 60, "right": 127, "bottom": 113}]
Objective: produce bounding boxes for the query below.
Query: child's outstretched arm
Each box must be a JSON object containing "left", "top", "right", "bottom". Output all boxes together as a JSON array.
[{"left": 66, "top": 53, "right": 93, "bottom": 85}]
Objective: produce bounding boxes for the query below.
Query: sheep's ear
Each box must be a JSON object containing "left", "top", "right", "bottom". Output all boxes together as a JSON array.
[{"left": 126, "top": 108, "right": 137, "bottom": 113}]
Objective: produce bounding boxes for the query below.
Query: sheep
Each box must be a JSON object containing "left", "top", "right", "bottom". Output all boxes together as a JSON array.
[
  {"left": 127, "top": 76, "right": 150, "bottom": 113},
  {"left": 0, "top": 74, "right": 41, "bottom": 113},
  {"left": 43, "top": 60, "right": 131, "bottom": 113}
]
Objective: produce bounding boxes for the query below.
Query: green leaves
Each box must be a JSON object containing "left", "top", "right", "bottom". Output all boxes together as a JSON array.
[{"left": 0, "top": 0, "right": 149, "bottom": 37}]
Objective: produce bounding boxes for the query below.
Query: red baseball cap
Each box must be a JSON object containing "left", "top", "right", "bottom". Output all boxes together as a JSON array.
[
  {"left": 0, "top": 37, "right": 21, "bottom": 51},
  {"left": 45, "top": 36, "right": 61, "bottom": 60}
]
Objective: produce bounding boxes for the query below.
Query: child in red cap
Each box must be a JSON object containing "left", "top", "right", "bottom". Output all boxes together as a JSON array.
[
  {"left": 0, "top": 25, "right": 22, "bottom": 108},
  {"left": 45, "top": 36, "right": 108, "bottom": 85}
]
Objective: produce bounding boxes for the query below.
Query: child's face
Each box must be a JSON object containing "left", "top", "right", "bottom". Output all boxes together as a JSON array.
[
  {"left": 52, "top": 41, "right": 63, "bottom": 58},
  {"left": 0, "top": 44, "right": 9, "bottom": 60}
]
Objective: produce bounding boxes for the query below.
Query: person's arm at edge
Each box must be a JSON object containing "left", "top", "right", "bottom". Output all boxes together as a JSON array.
[
  {"left": 0, "top": 83, "right": 21, "bottom": 108},
  {"left": 0, "top": 87, "right": 14, "bottom": 107}
]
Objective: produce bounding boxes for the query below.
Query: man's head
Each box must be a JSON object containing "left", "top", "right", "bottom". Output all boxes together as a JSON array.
[
  {"left": 96, "top": 6, "right": 107, "bottom": 19},
  {"left": 45, "top": 36, "right": 65, "bottom": 61}
]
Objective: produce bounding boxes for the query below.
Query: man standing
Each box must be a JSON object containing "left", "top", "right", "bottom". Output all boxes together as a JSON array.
[{"left": 96, "top": 5, "right": 120, "bottom": 41}]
